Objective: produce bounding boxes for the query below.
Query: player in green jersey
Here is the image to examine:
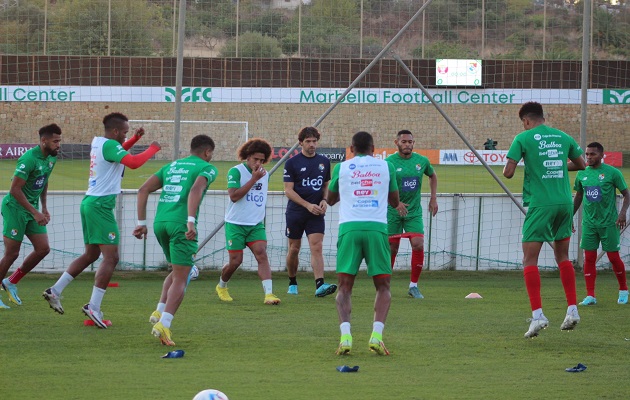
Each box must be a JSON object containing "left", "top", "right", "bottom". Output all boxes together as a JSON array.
[
  {"left": 573, "top": 142, "right": 630, "bottom": 306},
  {"left": 386, "top": 130, "right": 438, "bottom": 299},
  {"left": 0, "top": 124, "right": 62, "bottom": 309},
  {"left": 133, "top": 135, "right": 218, "bottom": 346},
  {"left": 43, "top": 113, "right": 160, "bottom": 327},
  {"left": 503, "top": 101, "right": 585, "bottom": 339}
]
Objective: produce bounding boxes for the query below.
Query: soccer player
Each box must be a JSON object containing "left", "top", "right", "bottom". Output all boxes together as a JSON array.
[
  {"left": 215, "top": 138, "right": 280, "bottom": 305},
  {"left": 283, "top": 126, "right": 337, "bottom": 297},
  {"left": 43, "top": 112, "right": 160, "bottom": 327},
  {"left": 133, "top": 134, "right": 218, "bottom": 346},
  {"left": 327, "top": 131, "right": 400, "bottom": 355},
  {"left": 503, "top": 101, "right": 585, "bottom": 339},
  {"left": 0, "top": 124, "right": 62, "bottom": 308},
  {"left": 386, "top": 129, "right": 438, "bottom": 299},
  {"left": 573, "top": 142, "right": 629, "bottom": 305}
]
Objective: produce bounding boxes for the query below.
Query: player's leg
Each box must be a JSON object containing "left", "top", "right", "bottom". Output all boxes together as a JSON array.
[
  {"left": 82, "top": 243, "right": 119, "bottom": 329},
  {"left": 152, "top": 266, "right": 188, "bottom": 346},
  {"left": 307, "top": 215, "right": 337, "bottom": 296},
  {"left": 151, "top": 222, "right": 173, "bottom": 323},
  {"left": 601, "top": 225, "right": 628, "bottom": 304},
  {"left": 578, "top": 226, "right": 599, "bottom": 305},
  {"left": 407, "top": 223, "right": 425, "bottom": 299},
  {"left": 521, "top": 206, "right": 550, "bottom": 338},
  {"left": 249, "top": 238, "right": 280, "bottom": 304},
  {"left": 552, "top": 204, "right": 580, "bottom": 330},
  {"left": 286, "top": 238, "right": 301, "bottom": 294},
  {"left": 216, "top": 222, "right": 246, "bottom": 302},
  {"left": 335, "top": 231, "right": 361, "bottom": 355},
  {"left": 366, "top": 231, "right": 392, "bottom": 355},
  {"left": 0, "top": 235, "right": 22, "bottom": 309},
  {"left": 151, "top": 272, "right": 172, "bottom": 324},
  {"left": 387, "top": 212, "right": 403, "bottom": 268},
  {"left": 2, "top": 233, "right": 50, "bottom": 306},
  {"left": 285, "top": 211, "right": 305, "bottom": 294}
]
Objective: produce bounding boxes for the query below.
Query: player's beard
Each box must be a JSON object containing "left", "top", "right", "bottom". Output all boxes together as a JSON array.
[{"left": 399, "top": 147, "right": 412, "bottom": 156}]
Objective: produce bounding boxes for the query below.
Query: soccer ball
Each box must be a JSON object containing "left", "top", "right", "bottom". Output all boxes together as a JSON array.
[
  {"left": 189, "top": 264, "right": 200, "bottom": 281},
  {"left": 192, "top": 389, "right": 229, "bottom": 400}
]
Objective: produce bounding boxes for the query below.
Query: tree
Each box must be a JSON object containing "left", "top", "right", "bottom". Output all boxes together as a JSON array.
[{"left": 220, "top": 31, "right": 283, "bottom": 58}]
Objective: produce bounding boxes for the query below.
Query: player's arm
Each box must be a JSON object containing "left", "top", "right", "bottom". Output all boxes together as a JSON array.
[
  {"left": 567, "top": 155, "right": 586, "bottom": 171},
  {"left": 428, "top": 172, "right": 438, "bottom": 217},
  {"left": 121, "top": 127, "right": 145, "bottom": 150},
  {"left": 9, "top": 175, "right": 47, "bottom": 225},
  {"left": 319, "top": 179, "right": 330, "bottom": 213},
  {"left": 284, "top": 181, "right": 323, "bottom": 215},
  {"left": 133, "top": 174, "right": 162, "bottom": 239},
  {"left": 40, "top": 182, "right": 51, "bottom": 223},
  {"left": 119, "top": 141, "right": 161, "bottom": 169},
  {"left": 228, "top": 166, "right": 266, "bottom": 202},
  {"left": 572, "top": 189, "right": 584, "bottom": 216},
  {"left": 387, "top": 161, "right": 400, "bottom": 208},
  {"left": 617, "top": 188, "right": 630, "bottom": 230},
  {"left": 503, "top": 158, "right": 518, "bottom": 179},
  {"left": 326, "top": 164, "right": 340, "bottom": 206},
  {"left": 185, "top": 176, "right": 210, "bottom": 240}
]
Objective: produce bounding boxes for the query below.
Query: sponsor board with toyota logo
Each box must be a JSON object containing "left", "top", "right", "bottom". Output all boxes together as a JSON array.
[{"left": 439, "top": 149, "right": 622, "bottom": 167}]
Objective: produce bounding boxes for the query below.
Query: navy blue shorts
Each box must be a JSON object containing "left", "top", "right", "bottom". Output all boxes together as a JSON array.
[{"left": 285, "top": 211, "right": 325, "bottom": 239}]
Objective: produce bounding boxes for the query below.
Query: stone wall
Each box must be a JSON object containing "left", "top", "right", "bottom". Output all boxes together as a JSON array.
[{"left": 0, "top": 102, "right": 628, "bottom": 160}]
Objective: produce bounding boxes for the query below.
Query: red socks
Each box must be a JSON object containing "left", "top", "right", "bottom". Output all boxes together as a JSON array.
[
  {"left": 607, "top": 251, "right": 628, "bottom": 291},
  {"left": 8, "top": 268, "right": 26, "bottom": 284},
  {"left": 523, "top": 265, "right": 542, "bottom": 311},
  {"left": 583, "top": 250, "right": 597, "bottom": 297},
  {"left": 558, "top": 260, "right": 577, "bottom": 306},
  {"left": 410, "top": 250, "right": 424, "bottom": 283}
]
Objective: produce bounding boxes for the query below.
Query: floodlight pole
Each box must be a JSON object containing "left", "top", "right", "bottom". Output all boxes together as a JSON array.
[{"left": 173, "top": 0, "right": 187, "bottom": 160}]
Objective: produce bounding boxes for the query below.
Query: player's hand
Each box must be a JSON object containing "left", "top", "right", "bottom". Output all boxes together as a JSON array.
[
  {"left": 396, "top": 202, "right": 408, "bottom": 217},
  {"left": 319, "top": 200, "right": 328, "bottom": 214},
  {"left": 133, "top": 225, "right": 148, "bottom": 239},
  {"left": 185, "top": 222, "right": 197, "bottom": 240},
  {"left": 429, "top": 198, "right": 438, "bottom": 217},
  {"left": 134, "top": 127, "right": 145, "bottom": 138},
  {"left": 150, "top": 141, "right": 161, "bottom": 150},
  {"left": 252, "top": 166, "right": 267, "bottom": 181},
  {"left": 571, "top": 223, "right": 575, "bottom": 233},
  {"left": 42, "top": 208, "right": 51, "bottom": 224},
  {"left": 307, "top": 203, "right": 324, "bottom": 215},
  {"left": 617, "top": 215, "right": 627, "bottom": 230},
  {"left": 33, "top": 211, "right": 48, "bottom": 226}
]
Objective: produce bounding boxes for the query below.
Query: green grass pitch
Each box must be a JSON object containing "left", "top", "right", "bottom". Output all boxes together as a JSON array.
[{"left": 1, "top": 271, "right": 628, "bottom": 399}]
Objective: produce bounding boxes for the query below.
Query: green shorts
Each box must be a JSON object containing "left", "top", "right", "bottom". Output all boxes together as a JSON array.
[
  {"left": 154, "top": 221, "right": 196, "bottom": 267},
  {"left": 1, "top": 202, "right": 46, "bottom": 242},
  {"left": 336, "top": 230, "right": 391, "bottom": 276},
  {"left": 522, "top": 204, "right": 573, "bottom": 243},
  {"left": 387, "top": 212, "right": 424, "bottom": 236},
  {"left": 580, "top": 224, "right": 621, "bottom": 252},
  {"left": 225, "top": 222, "right": 267, "bottom": 251},
  {"left": 80, "top": 200, "right": 119, "bottom": 245}
]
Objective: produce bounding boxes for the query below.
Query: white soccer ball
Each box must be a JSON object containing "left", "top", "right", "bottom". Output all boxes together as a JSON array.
[
  {"left": 193, "top": 389, "right": 229, "bottom": 400},
  {"left": 189, "top": 264, "right": 200, "bottom": 281}
]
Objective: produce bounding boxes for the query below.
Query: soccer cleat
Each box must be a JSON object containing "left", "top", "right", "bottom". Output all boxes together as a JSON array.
[
  {"left": 264, "top": 293, "right": 281, "bottom": 305},
  {"left": 42, "top": 288, "right": 64, "bottom": 314},
  {"left": 2, "top": 279, "right": 21, "bottom": 305},
  {"left": 315, "top": 283, "right": 337, "bottom": 297},
  {"left": 0, "top": 297, "right": 10, "bottom": 309},
  {"left": 215, "top": 284, "right": 233, "bottom": 302},
  {"left": 82, "top": 304, "right": 107, "bottom": 329},
  {"left": 618, "top": 290, "right": 629, "bottom": 305},
  {"left": 336, "top": 334, "right": 352, "bottom": 355},
  {"left": 152, "top": 322, "right": 175, "bottom": 346},
  {"left": 560, "top": 310, "right": 580, "bottom": 331},
  {"left": 524, "top": 315, "right": 549, "bottom": 338},
  {"left": 408, "top": 286, "right": 424, "bottom": 299},
  {"left": 287, "top": 284, "right": 298, "bottom": 295},
  {"left": 368, "top": 336, "right": 390, "bottom": 356},
  {"left": 149, "top": 310, "right": 161, "bottom": 324},
  {"left": 579, "top": 295, "right": 597, "bottom": 306}
]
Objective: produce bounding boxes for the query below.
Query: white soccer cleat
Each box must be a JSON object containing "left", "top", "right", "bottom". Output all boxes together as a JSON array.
[
  {"left": 42, "top": 288, "right": 64, "bottom": 314},
  {"left": 524, "top": 315, "right": 549, "bottom": 338},
  {"left": 560, "top": 309, "right": 580, "bottom": 331}
]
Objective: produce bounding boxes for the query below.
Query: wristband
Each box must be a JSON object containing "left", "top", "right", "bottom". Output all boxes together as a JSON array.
[
  {"left": 187, "top": 216, "right": 196, "bottom": 223},
  {"left": 137, "top": 220, "right": 147, "bottom": 226}
]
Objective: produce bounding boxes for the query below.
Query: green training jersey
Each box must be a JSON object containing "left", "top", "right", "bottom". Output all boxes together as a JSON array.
[
  {"left": 574, "top": 163, "right": 628, "bottom": 228},
  {"left": 154, "top": 155, "right": 218, "bottom": 223},
  {"left": 506, "top": 124, "right": 582, "bottom": 207},
  {"left": 386, "top": 152, "right": 434, "bottom": 216},
  {"left": 3, "top": 145, "right": 56, "bottom": 209}
]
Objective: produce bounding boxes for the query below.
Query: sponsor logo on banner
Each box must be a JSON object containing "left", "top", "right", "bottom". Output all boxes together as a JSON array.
[
  {"left": 603, "top": 89, "right": 630, "bottom": 104},
  {"left": 603, "top": 152, "right": 623, "bottom": 166},
  {"left": 0, "top": 144, "right": 37, "bottom": 159},
  {"left": 439, "top": 150, "right": 525, "bottom": 166},
  {"left": 164, "top": 87, "right": 212, "bottom": 102}
]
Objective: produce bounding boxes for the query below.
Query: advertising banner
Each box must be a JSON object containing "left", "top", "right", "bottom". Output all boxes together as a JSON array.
[
  {"left": 439, "top": 150, "right": 623, "bottom": 167},
  {"left": 0, "top": 144, "right": 37, "bottom": 159},
  {"left": 271, "top": 147, "right": 346, "bottom": 162}
]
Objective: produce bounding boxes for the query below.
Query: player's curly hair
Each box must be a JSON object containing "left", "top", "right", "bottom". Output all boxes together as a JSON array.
[
  {"left": 191, "top": 134, "right": 215, "bottom": 152},
  {"left": 298, "top": 126, "right": 320, "bottom": 142},
  {"left": 352, "top": 131, "right": 373, "bottom": 154},
  {"left": 518, "top": 102, "right": 544, "bottom": 121},
  {"left": 237, "top": 138, "right": 272, "bottom": 163}
]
